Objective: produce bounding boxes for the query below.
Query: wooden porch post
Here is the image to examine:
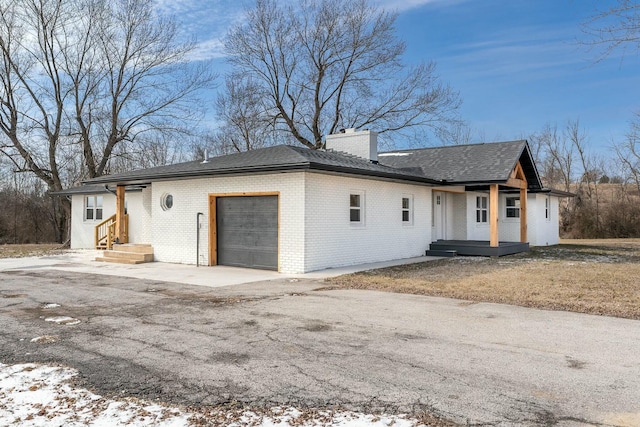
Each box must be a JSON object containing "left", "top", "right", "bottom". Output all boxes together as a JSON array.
[
  {"left": 116, "top": 185, "right": 126, "bottom": 243},
  {"left": 490, "top": 184, "right": 499, "bottom": 247},
  {"left": 520, "top": 186, "right": 527, "bottom": 243}
]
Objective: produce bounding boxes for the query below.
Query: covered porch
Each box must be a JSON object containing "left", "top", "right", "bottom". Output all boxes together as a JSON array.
[
  {"left": 429, "top": 159, "right": 532, "bottom": 257},
  {"left": 427, "top": 240, "right": 530, "bottom": 257},
  {"left": 94, "top": 184, "right": 155, "bottom": 264}
]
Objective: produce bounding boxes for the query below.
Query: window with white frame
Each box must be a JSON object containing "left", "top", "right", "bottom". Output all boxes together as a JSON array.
[
  {"left": 85, "top": 196, "right": 103, "bottom": 221},
  {"left": 402, "top": 196, "right": 413, "bottom": 224},
  {"left": 476, "top": 196, "right": 488, "bottom": 223},
  {"left": 350, "top": 192, "right": 364, "bottom": 224},
  {"left": 506, "top": 196, "right": 520, "bottom": 218},
  {"left": 545, "top": 195, "right": 550, "bottom": 221}
]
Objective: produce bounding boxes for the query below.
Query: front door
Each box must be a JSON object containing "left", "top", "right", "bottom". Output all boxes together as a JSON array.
[{"left": 432, "top": 191, "right": 446, "bottom": 241}]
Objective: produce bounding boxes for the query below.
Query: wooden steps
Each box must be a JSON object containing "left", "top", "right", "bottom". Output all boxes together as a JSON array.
[{"left": 95, "top": 244, "right": 154, "bottom": 264}]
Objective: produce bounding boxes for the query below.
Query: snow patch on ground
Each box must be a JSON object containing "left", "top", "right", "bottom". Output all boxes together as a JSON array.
[
  {"left": 0, "top": 362, "right": 426, "bottom": 426},
  {"left": 29, "top": 336, "right": 59, "bottom": 344},
  {"left": 42, "top": 303, "right": 61, "bottom": 309},
  {"left": 44, "top": 316, "right": 80, "bottom": 326}
]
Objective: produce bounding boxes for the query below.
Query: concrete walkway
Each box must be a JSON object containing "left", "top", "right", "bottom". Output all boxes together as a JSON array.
[{"left": 0, "top": 250, "right": 441, "bottom": 287}]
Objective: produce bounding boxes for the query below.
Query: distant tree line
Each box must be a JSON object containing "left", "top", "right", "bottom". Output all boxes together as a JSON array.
[
  {"left": 0, "top": 171, "right": 58, "bottom": 244},
  {"left": 529, "top": 120, "right": 640, "bottom": 238}
]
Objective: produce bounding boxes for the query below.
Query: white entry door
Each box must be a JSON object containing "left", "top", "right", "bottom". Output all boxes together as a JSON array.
[{"left": 432, "top": 191, "right": 447, "bottom": 241}]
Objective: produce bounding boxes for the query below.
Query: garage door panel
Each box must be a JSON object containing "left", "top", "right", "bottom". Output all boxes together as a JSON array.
[
  {"left": 255, "top": 230, "right": 277, "bottom": 245},
  {"left": 216, "top": 196, "right": 278, "bottom": 270}
]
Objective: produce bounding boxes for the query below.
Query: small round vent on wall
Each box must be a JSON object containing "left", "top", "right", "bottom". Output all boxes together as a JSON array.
[{"left": 161, "top": 193, "right": 173, "bottom": 211}]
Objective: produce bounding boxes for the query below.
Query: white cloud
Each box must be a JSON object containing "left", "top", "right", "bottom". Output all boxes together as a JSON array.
[
  {"left": 439, "top": 26, "right": 585, "bottom": 82},
  {"left": 376, "top": 0, "right": 468, "bottom": 12},
  {"left": 152, "top": 0, "right": 245, "bottom": 56},
  {"left": 188, "top": 38, "right": 226, "bottom": 62}
]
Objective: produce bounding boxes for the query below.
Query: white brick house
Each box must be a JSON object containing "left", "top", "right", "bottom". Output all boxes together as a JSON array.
[{"left": 61, "top": 129, "right": 571, "bottom": 273}]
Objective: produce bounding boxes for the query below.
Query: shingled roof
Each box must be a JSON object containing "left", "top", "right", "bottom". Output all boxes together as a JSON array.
[
  {"left": 73, "top": 140, "right": 542, "bottom": 190},
  {"left": 377, "top": 140, "right": 542, "bottom": 189},
  {"left": 81, "top": 144, "right": 440, "bottom": 186}
]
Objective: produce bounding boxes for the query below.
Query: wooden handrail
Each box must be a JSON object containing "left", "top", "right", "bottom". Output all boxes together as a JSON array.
[{"left": 95, "top": 214, "right": 128, "bottom": 249}]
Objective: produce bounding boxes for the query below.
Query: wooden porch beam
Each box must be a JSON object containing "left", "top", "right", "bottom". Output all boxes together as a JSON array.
[
  {"left": 430, "top": 185, "right": 466, "bottom": 194},
  {"left": 520, "top": 186, "right": 528, "bottom": 243},
  {"left": 505, "top": 177, "right": 527, "bottom": 189},
  {"left": 490, "top": 184, "right": 499, "bottom": 247},
  {"left": 505, "top": 161, "right": 528, "bottom": 189},
  {"left": 116, "top": 185, "right": 126, "bottom": 243}
]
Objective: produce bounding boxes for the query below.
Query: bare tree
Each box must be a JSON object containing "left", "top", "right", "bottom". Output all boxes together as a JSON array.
[
  {"left": 614, "top": 114, "right": 640, "bottom": 193},
  {"left": 213, "top": 75, "right": 285, "bottom": 154},
  {"left": 534, "top": 123, "right": 574, "bottom": 192},
  {"left": 567, "top": 119, "right": 605, "bottom": 236},
  {"left": 223, "top": 0, "right": 461, "bottom": 150},
  {"left": 0, "top": 0, "right": 216, "bottom": 241},
  {"left": 442, "top": 122, "right": 475, "bottom": 146},
  {"left": 581, "top": 0, "right": 640, "bottom": 62}
]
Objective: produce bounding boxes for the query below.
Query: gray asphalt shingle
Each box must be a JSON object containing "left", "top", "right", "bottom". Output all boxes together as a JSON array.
[
  {"left": 81, "top": 144, "right": 439, "bottom": 185},
  {"left": 74, "top": 140, "right": 541, "bottom": 189},
  {"left": 378, "top": 140, "right": 531, "bottom": 184}
]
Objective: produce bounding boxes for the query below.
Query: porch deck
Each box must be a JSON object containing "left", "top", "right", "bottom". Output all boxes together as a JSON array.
[{"left": 427, "top": 240, "right": 530, "bottom": 257}]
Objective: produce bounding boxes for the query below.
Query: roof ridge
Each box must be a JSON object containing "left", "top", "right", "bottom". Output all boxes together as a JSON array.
[
  {"left": 264, "top": 144, "right": 314, "bottom": 165},
  {"left": 379, "top": 140, "right": 527, "bottom": 154}
]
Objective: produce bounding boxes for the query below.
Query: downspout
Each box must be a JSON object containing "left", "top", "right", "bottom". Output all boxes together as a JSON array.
[{"left": 196, "top": 212, "right": 204, "bottom": 267}]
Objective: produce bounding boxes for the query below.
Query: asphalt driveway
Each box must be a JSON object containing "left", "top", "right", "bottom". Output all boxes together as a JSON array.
[{"left": 1, "top": 268, "right": 639, "bottom": 426}]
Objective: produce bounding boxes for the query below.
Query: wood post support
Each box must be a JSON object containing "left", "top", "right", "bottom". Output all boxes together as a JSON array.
[
  {"left": 116, "top": 185, "right": 126, "bottom": 242},
  {"left": 490, "top": 184, "right": 499, "bottom": 247},
  {"left": 520, "top": 186, "right": 528, "bottom": 243}
]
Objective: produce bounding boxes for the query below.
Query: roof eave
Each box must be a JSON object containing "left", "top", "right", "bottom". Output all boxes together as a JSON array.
[
  {"left": 536, "top": 188, "right": 576, "bottom": 197},
  {"left": 308, "top": 162, "right": 441, "bottom": 184},
  {"left": 80, "top": 161, "right": 442, "bottom": 186},
  {"left": 81, "top": 163, "right": 313, "bottom": 186}
]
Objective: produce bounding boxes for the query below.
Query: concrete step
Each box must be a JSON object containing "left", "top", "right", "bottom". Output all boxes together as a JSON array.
[{"left": 425, "top": 249, "right": 457, "bottom": 257}]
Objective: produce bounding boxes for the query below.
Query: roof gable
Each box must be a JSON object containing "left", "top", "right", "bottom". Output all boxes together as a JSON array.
[{"left": 378, "top": 140, "right": 542, "bottom": 189}]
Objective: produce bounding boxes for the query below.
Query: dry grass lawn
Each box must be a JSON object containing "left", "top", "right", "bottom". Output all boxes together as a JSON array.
[
  {"left": 326, "top": 239, "right": 640, "bottom": 320},
  {"left": 0, "top": 243, "right": 66, "bottom": 259}
]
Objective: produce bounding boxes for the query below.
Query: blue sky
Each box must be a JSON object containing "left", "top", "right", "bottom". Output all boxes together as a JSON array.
[{"left": 155, "top": 0, "right": 640, "bottom": 152}]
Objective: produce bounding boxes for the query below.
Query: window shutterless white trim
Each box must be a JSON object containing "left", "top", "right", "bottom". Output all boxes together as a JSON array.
[
  {"left": 349, "top": 191, "right": 364, "bottom": 225},
  {"left": 506, "top": 196, "right": 520, "bottom": 219},
  {"left": 160, "top": 193, "right": 174, "bottom": 211},
  {"left": 84, "top": 196, "right": 103, "bottom": 221},
  {"left": 476, "top": 196, "right": 488, "bottom": 223},
  {"left": 402, "top": 195, "right": 413, "bottom": 225},
  {"left": 545, "top": 195, "right": 550, "bottom": 221}
]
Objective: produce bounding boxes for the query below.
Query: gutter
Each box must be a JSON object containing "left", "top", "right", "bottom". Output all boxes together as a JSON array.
[{"left": 81, "top": 163, "right": 313, "bottom": 185}]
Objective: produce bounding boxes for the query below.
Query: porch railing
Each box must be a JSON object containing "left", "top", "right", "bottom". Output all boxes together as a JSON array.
[{"left": 95, "top": 214, "right": 128, "bottom": 249}]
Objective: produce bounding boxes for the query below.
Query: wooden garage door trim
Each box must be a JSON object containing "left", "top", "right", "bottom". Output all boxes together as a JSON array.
[{"left": 208, "top": 192, "right": 280, "bottom": 270}]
